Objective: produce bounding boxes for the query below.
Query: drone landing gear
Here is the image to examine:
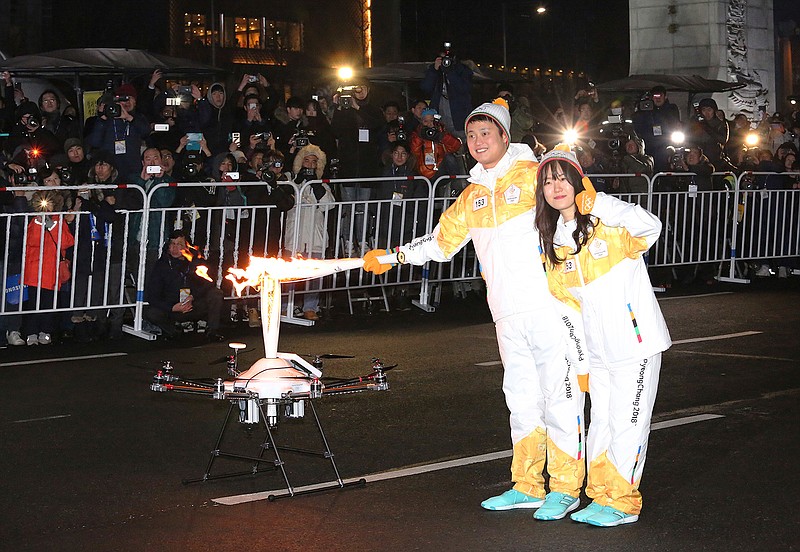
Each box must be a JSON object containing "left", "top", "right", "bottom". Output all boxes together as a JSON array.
[{"left": 182, "top": 397, "right": 366, "bottom": 501}]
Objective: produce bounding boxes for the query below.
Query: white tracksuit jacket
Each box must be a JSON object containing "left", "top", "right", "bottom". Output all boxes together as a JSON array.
[{"left": 398, "top": 144, "right": 586, "bottom": 497}]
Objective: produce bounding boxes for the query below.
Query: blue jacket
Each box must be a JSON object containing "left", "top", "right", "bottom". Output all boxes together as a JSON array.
[{"left": 420, "top": 62, "right": 473, "bottom": 132}]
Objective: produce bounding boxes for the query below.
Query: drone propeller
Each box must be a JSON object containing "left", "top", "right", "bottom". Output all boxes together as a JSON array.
[
  {"left": 302, "top": 353, "right": 355, "bottom": 359},
  {"left": 379, "top": 364, "right": 398, "bottom": 372},
  {"left": 209, "top": 349, "right": 256, "bottom": 365}
]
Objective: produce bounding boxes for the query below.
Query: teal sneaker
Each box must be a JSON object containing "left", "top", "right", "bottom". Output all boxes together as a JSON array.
[
  {"left": 533, "top": 492, "right": 580, "bottom": 520},
  {"left": 585, "top": 505, "right": 639, "bottom": 527},
  {"left": 570, "top": 501, "right": 603, "bottom": 523},
  {"left": 481, "top": 489, "right": 545, "bottom": 511}
]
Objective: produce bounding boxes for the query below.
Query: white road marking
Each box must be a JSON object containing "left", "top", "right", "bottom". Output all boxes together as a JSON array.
[
  {"left": 671, "top": 331, "right": 761, "bottom": 345},
  {"left": 671, "top": 350, "right": 794, "bottom": 362},
  {"left": 0, "top": 352, "right": 128, "bottom": 368},
  {"left": 9, "top": 414, "right": 72, "bottom": 424},
  {"left": 658, "top": 291, "right": 734, "bottom": 301},
  {"left": 212, "top": 413, "right": 724, "bottom": 506},
  {"left": 651, "top": 413, "right": 724, "bottom": 430},
  {"left": 475, "top": 360, "right": 502, "bottom": 366}
]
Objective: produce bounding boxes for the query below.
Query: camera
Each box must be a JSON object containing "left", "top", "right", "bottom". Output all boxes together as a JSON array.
[
  {"left": 248, "top": 75, "right": 258, "bottom": 83},
  {"left": 257, "top": 165, "right": 277, "bottom": 185},
  {"left": 294, "top": 129, "right": 313, "bottom": 147},
  {"left": 57, "top": 166, "right": 72, "bottom": 184},
  {"left": 441, "top": 42, "right": 454, "bottom": 70},
  {"left": 396, "top": 116, "right": 408, "bottom": 142},
  {"left": 298, "top": 167, "right": 316, "bottom": 180},
  {"left": 104, "top": 100, "right": 122, "bottom": 118},
  {"left": 254, "top": 131, "right": 272, "bottom": 141},
  {"left": 338, "top": 85, "right": 359, "bottom": 109},
  {"left": 182, "top": 152, "right": 202, "bottom": 178},
  {"left": 666, "top": 146, "right": 687, "bottom": 171},
  {"left": 178, "top": 85, "right": 192, "bottom": 97},
  {"left": 421, "top": 125, "right": 440, "bottom": 142},
  {"left": 329, "top": 158, "right": 340, "bottom": 179},
  {"left": 8, "top": 170, "right": 36, "bottom": 186},
  {"left": 637, "top": 92, "right": 654, "bottom": 112}
]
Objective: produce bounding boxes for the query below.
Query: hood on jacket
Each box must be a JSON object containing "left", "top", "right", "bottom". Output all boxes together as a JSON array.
[
  {"left": 206, "top": 82, "right": 226, "bottom": 109},
  {"left": 211, "top": 152, "right": 239, "bottom": 180},
  {"left": 292, "top": 144, "right": 327, "bottom": 180}
]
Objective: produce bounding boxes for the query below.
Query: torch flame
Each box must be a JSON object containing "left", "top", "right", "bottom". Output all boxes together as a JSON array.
[
  {"left": 225, "top": 256, "right": 366, "bottom": 297},
  {"left": 195, "top": 265, "right": 212, "bottom": 282}
]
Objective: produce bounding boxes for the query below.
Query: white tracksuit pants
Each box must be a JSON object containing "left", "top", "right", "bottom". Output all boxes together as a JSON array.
[
  {"left": 495, "top": 310, "right": 586, "bottom": 498},
  {"left": 586, "top": 353, "right": 662, "bottom": 514}
]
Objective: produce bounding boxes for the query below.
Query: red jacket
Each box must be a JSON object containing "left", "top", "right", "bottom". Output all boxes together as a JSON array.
[
  {"left": 24, "top": 215, "right": 74, "bottom": 290},
  {"left": 410, "top": 126, "right": 461, "bottom": 179}
]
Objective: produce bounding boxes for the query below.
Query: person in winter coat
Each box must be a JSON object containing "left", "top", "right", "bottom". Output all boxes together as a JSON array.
[
  {"left": 534, "top": 146, "right": 671, "bottom": 527},
  {"left": 283, "top": 144, "right": 335, "bottom": 320},
  {"left": 199, "top": 82, "right": 236, "bottom": 156},
  {"left": 363, "top": 101, "right": 586, "bottom": 519},
  {"left": 409, "top": 107, "right": 462, "bottom": 180},
  {"left": 22, "top": 189, "right": 75, "bottom": 345}
]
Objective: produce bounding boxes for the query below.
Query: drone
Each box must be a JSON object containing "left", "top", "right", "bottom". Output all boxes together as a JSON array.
[{"left": 149, "top": 256, "right": 395, "bottom": 500}]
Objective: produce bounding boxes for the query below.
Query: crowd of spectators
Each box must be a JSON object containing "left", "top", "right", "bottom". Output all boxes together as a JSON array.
[{"left": 1, "top": 58, "right": 798, "bottom": 346}]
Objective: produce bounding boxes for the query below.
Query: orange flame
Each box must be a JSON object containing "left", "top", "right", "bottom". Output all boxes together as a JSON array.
[
  {"left": 225, "top": 256, "right": 352, "bottom": 297},
  {"left": 195, "top": 265, "right": 212, "bottom": 282}
]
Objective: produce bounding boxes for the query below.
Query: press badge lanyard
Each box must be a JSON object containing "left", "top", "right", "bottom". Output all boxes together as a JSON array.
[{"left": 112, "top": 120, "right": 130, "bottom": 154}]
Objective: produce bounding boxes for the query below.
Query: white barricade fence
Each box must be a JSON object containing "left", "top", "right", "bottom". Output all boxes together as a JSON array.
[
  {"left": 648, "top": 172, "right": 737, "bottom": 268},
  {"left": 727, "top": 172, "right": 800, "bottom": 277},
  {"left": 6, "top": 171, "right": 800, "bottom": 338},
  {"left": 0, "top": 184, "right": 145, "bottom": 337}
]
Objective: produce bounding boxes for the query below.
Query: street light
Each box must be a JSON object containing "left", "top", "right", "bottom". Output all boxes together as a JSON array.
[{"left": 502, "top": 3, "right": 547, "bottom": 68}]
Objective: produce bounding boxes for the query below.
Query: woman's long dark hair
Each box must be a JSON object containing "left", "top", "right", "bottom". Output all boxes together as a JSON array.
[{"left": 535, "top": 160, "right": 594, "bottom": 266}]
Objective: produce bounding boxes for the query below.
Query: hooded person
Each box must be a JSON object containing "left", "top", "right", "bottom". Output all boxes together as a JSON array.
[
  {"left": 534, "top": 145, "right": 671, "bottom": 526},
  {"left": 282, "top": 144, "right": 335, "bottom": 320},
  {"left": 362, "top": 100, "right": 587, "bottom": 518},
  {"left": 4, "top": 101, "right": 60, "bottom": 164}
]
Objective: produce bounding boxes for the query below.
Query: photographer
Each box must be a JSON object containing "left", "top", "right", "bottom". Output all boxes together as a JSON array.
[
  {"left": 275, "top": 96, "right": 307, "bottom": 168},
  {"left": 687, "top": 98, "right": 729, "bottom": 170},
  {"left": 85, "top": 84, "right": 151, "bottom": 181},
  {"left": 331, "top": 79, "right": 384, "bottom": 255},
  {"left": 409, "top": 107, "right": 462, "bottom": 180},
  {"left": 420, "top": 44, "right": 473, "bottom": 140},
  {"left": 232, "top": 94, "right": 275, "bottom": 157},
  {"left": 611, "top": 137, "right": 653, "bottom": 195},
  {"left": 234, "top": 73, "right": 279, "bottom": 121},
  {"left": 4, "top": 101, "right": 60, "bottom": 164},
  {"left": 243, "top": 148, "right": 294, "bottom": 258},
  {"left": 632, "top": 86, "right": 681, "bottom": 172},
  {"left": 304, "top": 99, "right": 337, "bottom": 161}
]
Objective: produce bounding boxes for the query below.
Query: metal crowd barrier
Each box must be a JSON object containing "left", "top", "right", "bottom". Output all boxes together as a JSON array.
[{"left": 3, "top": 171, "right": 800, "bottom": 339}]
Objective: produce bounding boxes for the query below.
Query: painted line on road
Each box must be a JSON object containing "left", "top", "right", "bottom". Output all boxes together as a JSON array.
[
  {"left": 657, "top": 291, "right": 734, "bottom": 301},
  {"left": 671, "top": 349, "right": 794, "bottom": 362},
  {"left": 0, "top": 352, "right": 128, "bottom": 368},
  {"left": 671, "top": 331, "right": 761, "bottom": 345},
  {"left": 9, "top": 414, "right": 72, "bottom": 424},
  {"left": 475, "top": 360, "right": 502, "bottom": 367},
  {"left": 212, "top": 412, "right": 723, "bottom": 506}
]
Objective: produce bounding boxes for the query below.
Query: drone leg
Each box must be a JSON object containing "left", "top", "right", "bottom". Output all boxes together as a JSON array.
[
  {"left": 257, "top": 400, "right": 294, "bottom": 497},
  {"left": 183, "top": 401, "right": 236, "bottom": 485},
  {"left": 308, "top": 400, "right": 344, "bottom": 488}
]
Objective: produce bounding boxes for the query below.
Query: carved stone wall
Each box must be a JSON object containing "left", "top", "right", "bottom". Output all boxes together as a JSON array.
[{"left": 629, "top": 0, "right": 775, "bottom": 117}]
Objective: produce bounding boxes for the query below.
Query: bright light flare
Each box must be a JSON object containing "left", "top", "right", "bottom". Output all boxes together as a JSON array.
[
  {"left": 30, "top": 148, "right": 40, "bottom": 157},
  {"left": 745, "top": 132, "right": 759, "bottom": 147},
  {"left": 563, "top": 128, "right": 579, "bottom": 145},
  {"left": 337, "top": 66, "right": 353, "bottom": 81},
  {"left": 536, "top": 6, "right": 547, "bottom": 14},
  {"left": 671, "top": 131, "right": 685, "bottom": 145}
]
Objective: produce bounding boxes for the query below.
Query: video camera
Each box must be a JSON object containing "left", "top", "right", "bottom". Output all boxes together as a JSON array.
[
  {"left": 103, "top": 96, "right": 129, "bottom": 119},
  {"left": 57, "top": 166, "right": 73, "bottom": 185},
  {"left": 329, "top": 158, "right": 340, "bottom": 179},
  {"left": 636, "top": 92, "right": 654, "bottom": 112},
  {"left": 441, "top": 42, "right": 454, "bottom": 70},
  {"left": 294, "top": 128, "right": 314, "bottom": 147}
]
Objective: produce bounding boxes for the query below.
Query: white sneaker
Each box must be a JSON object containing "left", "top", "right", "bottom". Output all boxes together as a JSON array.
[
  {"left": 38, "top": 332, "right": 52, "bottom": 345},
  {"left": 196, "top": 320, "right": 207, "bottom": 334},
  {"left": 6, "top": 331, "right": 25, "bottom": 346},
  {"left": 26, "top": 334, "right": 39, "bottom": 346},
  {"left": 755, "top": 264, "right": 772, "bottom": 277},
  {"left": 778, "top": 266, "right": 788, "bottom": 279}
]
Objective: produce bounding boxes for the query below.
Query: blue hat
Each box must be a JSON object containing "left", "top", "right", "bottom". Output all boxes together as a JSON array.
[{"left": 421, "top": 107, "right": 438, "bottom": 118}]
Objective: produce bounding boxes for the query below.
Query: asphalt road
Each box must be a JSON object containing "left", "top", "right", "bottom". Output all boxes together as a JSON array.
[{"left": 2, "top": 279, "right": 799, "bottom": 551}]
